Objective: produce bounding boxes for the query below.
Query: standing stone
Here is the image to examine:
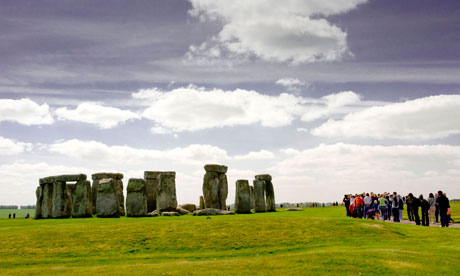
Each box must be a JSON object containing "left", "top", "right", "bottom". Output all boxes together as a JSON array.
[
  {"left": 255, "top": 174, "right": 276, "bottom": 212},
  {"left": 249, "top": 186, "right": 254, "bottom": 210},
  {"left": 126, "top": 178, "right": 148, "bottom": 217},
  {"left": 199, "top": 196, "right": 205, "bottom": 210},
  {"left": 72, "top": 180, "right": 92, "bottom": 218},
  {"left": 52, "top": 181, "right": 72, "bottom": 218},
  {"left": 265, "top": 180, "right": 276, "bottom": 212},
  {"left": 96, "top": 178, "right": 120, "bottom": 218},
  {"left": 234, "top": 180, "right": 251, "bottom": 214},
  {"left": 144, "top": 171, "right": 160, "bottom": 212},
  {"left": 41, "top": 183, "right": 53, "bottom": 218},
  {"left": 202, "top": 164, "right": 228, "bottom": 210},
  {"left": 34, "top": 186, "right": 43, "bottom": 219},
  {"left": 253, "top": 180, "right": 266, "bottom": 213},
  {"left": 156, "top": 172, "right": 177, "bottom": 212},
  {"left": 92, "top": 173, "right": 124, "bottom": 215}
]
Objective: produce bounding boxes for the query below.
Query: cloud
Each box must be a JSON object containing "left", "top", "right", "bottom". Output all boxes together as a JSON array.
[
  {"left": 0, "top": 98, "right": 54, "bottom": 125},
  {"left": 234, "top": 150, "right": 275, "bottom": 160},
  {"left": 133, "top": 86, "right": 364, "bottom": 132},
  {"left": 55, "top": 102, "right": 140, "bottom": 129},
  {"left": 270, "top": 143, "right": 460, "bottom": 202},
  {"left": 48, "top": 139, "right": 230, "bottom": 165},
  {"left": 0, "top": 136, "right": 33, "bottom": 155},
  {"left": 312, "top": 95, "right": 460, "bottom": 140},
  {"left": 276, "top": 78, "right": 308, "bottom": 93},
  {"left": 134, "top": 85, "right": 306, "bottom": 132},
  {"left": 187, "top": 0, "right": 367, "bottom": 64},
  {"left": 301, "top": 91, "right": 361, "bottom": 122}
]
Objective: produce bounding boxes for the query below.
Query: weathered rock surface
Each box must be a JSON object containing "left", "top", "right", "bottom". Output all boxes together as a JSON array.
[
  {"left": 204, "top": 164, "right": 228, "bottom": 173},
  {"left": 202, "top": 164, "right": 228, "bottom": 210},
  {"left": 234, "top": 180, "right": 251, "bottom": 214},
  {"left": 156, "top": 172, "right": 177, "bottom": 212},
  {"left": 176, "top": 207, "right": 191, "bottom": 215},
  {"left": 179, "top": 204, "right": 196, "bottom": 212},
  {"left": 162, "top": 211, "right": 180, "bottom": 216},
  {"left": 265, "top": 180, "right": 276, "bottom": 212},
  {"left": 126, "top": 178, "right": 147, "bottom": 217},
  {"left": 199, "top": 196, "right": 205, "bottom": 210},
  {"left": 91, "top": 172, "right": 124, "bottom": 215},
  {"left": 34, "top": 186, "right": 43, "bottom": 219},
  {"left": 193, "top": 208, "right": 235, "bottom": 216},
  {"left": 71, "top": 180, "right": 92, "bottom": 218},
  {"left": 52, "top": 181, "right": 72, "bottom": 218},
  {"left": 96, "top": 178, "right": 120, "bottom": 218},
  {"left": 144, "top": 171, "right": 160, "bottom": 213},
  {"left": 255, "top": 174, "right": 272, "bottom": 181},
  {"left": 253, "top": 180, "right": 266, "bottom": 213},
  {"left": 40, "top": 174, "right": 87, "bottom": 185}
]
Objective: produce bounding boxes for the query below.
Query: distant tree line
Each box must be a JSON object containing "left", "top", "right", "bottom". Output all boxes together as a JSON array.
[{"left": 0, "top": 205, "right": 18, "bottom": 209}]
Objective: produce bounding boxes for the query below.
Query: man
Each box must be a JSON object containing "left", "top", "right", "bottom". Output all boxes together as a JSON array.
[
  {"left": 363, "top": 193, "right": 372, "bottom": 219},
  {"left": 391, "top": 192, "right": 400, "bottom": 222},
  {"left": 409, "top": 193, "right": 421, "bottom": 225},
  {"left": 406, "top": 195, "right": 414, "bottom": 221},
  {"left": 437, "top": 191, "right": 450, "bottom": 227}
]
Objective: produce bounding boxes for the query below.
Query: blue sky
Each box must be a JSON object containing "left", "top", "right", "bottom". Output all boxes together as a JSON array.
[{"left": 1, "top": 0, "right": 460, "bottom": 205}]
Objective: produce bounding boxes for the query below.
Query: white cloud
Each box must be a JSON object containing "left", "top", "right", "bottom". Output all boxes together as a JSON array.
[
  {"left": 48, "top": 139, "right": 230, "bottom": 165},
  {"left": 134, "top": 85, "right": 306, "bottom": 132},
  {"left": 312, "top": 95, "right": 460, "bottom": 140},
  {"left": 134, "top": 86, "right": 364, "bottom": 132},
  {"left": 270, "top": 143, "right": 460, "bottom": 202},
  {"left": 187, "top": 0, "right": 367, "bottom": 63},
  {"left": 301, "top": 91, "right": 361, "bottom": 122},
  {"left": 276, "top": 78, "right": 308, "bottom": 93},
  {"left": 0, "top": 136, "right": 33, "bottom": 155},
  {"left": 234, "top": 150, "right": 275, "bottom": 160},
  {"left": 0, "top": 98, "right": 54, "bottom": 125},
  {"left": 55, "top": 102, "right": 140, "bottom": 129}
]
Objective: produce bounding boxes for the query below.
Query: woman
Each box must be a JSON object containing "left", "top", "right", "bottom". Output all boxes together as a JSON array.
[
  {"left": 428, "top": 193, "right": 436, "bottom": 224},
  {"left": 420, "top": 195, "right": 430, "bottom": 226}
]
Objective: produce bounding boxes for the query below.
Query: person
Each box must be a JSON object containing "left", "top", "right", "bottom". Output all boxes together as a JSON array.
[
  {"left": 391, "top": 193, "right": 400, "bottom": 222},
  {"left": 8, "top": 213, "right": 11, "bottom": 219},
  {"left": 398, "top": 194, "right": 404, "bottom": 221},
  {"left": 13, "top": 213, "right": 16, "bottom": 219},
  {"left": 406, "top": 195, "right": 414, "bottom": 221},
  {"left": 363, "top": 193, "right": 372, "bottom": 219},
  {"left": 409, "top": 193, "right": 421, "bottom": 225},
  {"left": 428, "top": 193, "right": 436, "bottom": 224},
  {"left": 373, "top": 200, "right": 380, "bottom": 220},
  {"left": 355, "top": 194, "right": 364, "bottom": 218},
  {"left": 343, "top": 194, "right": 351, "bottom": 217},
  {"left": 378, "top": 194, "right": 387, "bottom": 220},
  {"left": 437, "top": 191, "right": 450, "bottom": 227},
  {"left": 435, "top": 192, "right": 440, "bottom": 223},
  {"left": 420, "top": 195, "right": 430, "bottom": 226}
]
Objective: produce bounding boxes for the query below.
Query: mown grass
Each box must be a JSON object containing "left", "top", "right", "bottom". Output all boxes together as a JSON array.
[{"left": 0, "top": 203, "right": 459, "bottom": 275}]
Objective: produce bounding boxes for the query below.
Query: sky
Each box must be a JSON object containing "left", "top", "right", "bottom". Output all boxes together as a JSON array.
[{"left": 1, "top": 0, "right": 460, "bottom": 205}]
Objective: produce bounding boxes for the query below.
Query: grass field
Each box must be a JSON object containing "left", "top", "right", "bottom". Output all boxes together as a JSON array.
[{"left": 0, "top": 203, "right": 459, "bottom": 275}]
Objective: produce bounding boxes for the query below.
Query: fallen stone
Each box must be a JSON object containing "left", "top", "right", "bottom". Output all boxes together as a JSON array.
[
  {"left": 179, "top": 204, "right": 196, "bottom": 212},
  {"left": 162, "top": 211, "right": 180, "bottom": 216}
]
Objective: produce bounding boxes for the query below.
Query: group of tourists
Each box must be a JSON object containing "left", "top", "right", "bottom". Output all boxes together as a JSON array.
[{"left": 343, "top": 191, "right": 453, "bottom": 227}]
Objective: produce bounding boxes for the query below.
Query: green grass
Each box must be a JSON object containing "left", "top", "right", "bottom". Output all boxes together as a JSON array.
[{"left": 0, "top": 203, "right": 459, "bottom": 275}]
